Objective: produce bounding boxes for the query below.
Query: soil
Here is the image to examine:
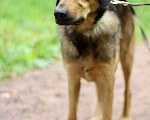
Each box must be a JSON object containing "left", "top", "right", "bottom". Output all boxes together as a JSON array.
[{"left": 0, "top": 44, "right": 150, "bottom": 120}]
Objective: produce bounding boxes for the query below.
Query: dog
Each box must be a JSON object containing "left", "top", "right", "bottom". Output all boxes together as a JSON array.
[{"left": 54, "top": 0, "right": 135, "bottom": 119}]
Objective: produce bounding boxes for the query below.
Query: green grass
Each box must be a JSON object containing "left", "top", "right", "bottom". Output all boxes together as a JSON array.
[
  {"left": 133, "top": 0, "right": 150, "bottom": 42},
  {"left": 0, "top": 0, "right": 61, "bottom": 79},
  {"left": 0, "top": 0, "right": 149, "bottom": 79}
]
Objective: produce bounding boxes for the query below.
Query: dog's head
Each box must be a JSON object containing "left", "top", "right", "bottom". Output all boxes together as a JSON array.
[{"left": 54, "top": 0, "right": 110, "bottom": 26}]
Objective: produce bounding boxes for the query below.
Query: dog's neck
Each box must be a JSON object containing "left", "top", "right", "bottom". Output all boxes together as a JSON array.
[
  {"left": 76, "top": 7, "right": 106, "bottom": 30},
  {"left": 62, "top": 4, "right": 120, "bottom": 40},
  {"left": 63, "top": 9, "right": 120, "bottom": 40},
  {"left": 93, "top": 7, "right": 106, "bottom": 27}
]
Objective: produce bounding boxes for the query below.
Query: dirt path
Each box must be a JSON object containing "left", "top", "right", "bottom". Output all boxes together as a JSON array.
[{"left": 0, "top": 44, "right": 150, "bottom": 120}]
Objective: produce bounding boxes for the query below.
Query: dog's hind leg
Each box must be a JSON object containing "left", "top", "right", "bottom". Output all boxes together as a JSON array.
[
  {"left": 119, "top": 9, "right": 135, "bottom": 119},
  {"left": 120, "top": 34, "right": 135, "bottom": 120}
]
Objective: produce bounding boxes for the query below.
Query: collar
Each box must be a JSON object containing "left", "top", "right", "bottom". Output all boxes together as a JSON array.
[
  {"left": 92, "top": 18, "right": 103, "bottom": 28},
  {"left": 92, "top": 7, "right": 105, "bottom": 28}
]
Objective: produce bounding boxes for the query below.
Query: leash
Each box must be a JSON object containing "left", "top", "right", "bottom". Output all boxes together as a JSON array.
[
  {"left": 111, "top": 0, "right": 150, "bottom": 51},
  {"left": 111, "top": 0, "right": 150, "bottom": 6}
]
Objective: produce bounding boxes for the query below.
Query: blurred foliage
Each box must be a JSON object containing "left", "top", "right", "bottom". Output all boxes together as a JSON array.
[
  {"left": 0, "top": 0, "right": 61, "bottom": 79},
  {"left": 0, "top": 0, "right": 149, "bottom": 79},
  {"left": 133, "top": 0, "right": 150, "bottom": 42}
]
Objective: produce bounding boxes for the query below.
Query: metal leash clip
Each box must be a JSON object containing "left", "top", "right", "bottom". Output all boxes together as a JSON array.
[
  {"left": 111, "top": 0, "right": 150, "bottom": 6},
  {"left": 111, "top": 0, "right": 130, "bottom": 6}
]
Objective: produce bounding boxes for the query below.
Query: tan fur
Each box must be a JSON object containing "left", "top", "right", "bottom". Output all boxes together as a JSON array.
[
  {"left": 55, "top": 1, "right": 135, "bottom": 120},
  {"left": 118, "top": 5, "right": 135, "bottom": 120}
]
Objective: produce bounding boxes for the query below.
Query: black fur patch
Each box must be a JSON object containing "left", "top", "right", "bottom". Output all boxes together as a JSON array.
[
  {"left": 93, "top": 7, "right": 106, "bottom": 25},
  {"left": 98, "top": 0, "right": 110, "bottom": 7},
  {"left": 56, "top": 0, "right": 59, "bottom": 6},
  {"left": 65, "top": 29, "right": 91, "bottom": 58},
  {"left": 109, "top": 4, "right": 119, "bottom": 18},
  {"left": 93, "top": 5, "right": 119, "bottom": 28},
  {"left": 64, "top": 27, "right": 119, "bottom": 61}
]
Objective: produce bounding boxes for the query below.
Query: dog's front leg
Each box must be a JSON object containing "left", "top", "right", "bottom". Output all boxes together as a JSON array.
[
  {"left": 67, "top": 72, "right": 81, "bottom": 120},
  {"left": 91, "top": 69, "right": 115, "bottom": 120}
]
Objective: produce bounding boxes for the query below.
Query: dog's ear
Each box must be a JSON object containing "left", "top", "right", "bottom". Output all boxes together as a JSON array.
[
  {"left": 98, "top": 0, "right": 110, "bottom": 7},
  {"left": 56, "top": 0, "right": 60, "bottom": 6}
]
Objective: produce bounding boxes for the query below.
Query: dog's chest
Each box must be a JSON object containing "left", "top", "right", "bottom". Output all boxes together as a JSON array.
[{"left": 60, "top": 27, "right": 119, "bottom": 61}]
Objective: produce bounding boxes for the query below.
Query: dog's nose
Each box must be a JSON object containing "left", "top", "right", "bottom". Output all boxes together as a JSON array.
[{"left": 54, "top": 9, "right": 68, "bottom": 20}]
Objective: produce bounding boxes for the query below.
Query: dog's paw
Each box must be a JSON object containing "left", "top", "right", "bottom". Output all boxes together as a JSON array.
[
  {"left": 89, "top": 118, "right": 98, "bottom": 120},
  {"left": 68, "top": 118, "right": 77, "bottom": 120},
  {"left": 68, "top": 116, "right": 77, "bottom": 120},
  {"left": 89, "top": 116, "right": 101, "bottom": 120},
  {"left": 120, "top": 117, "right": 132, "bottom": 120}
]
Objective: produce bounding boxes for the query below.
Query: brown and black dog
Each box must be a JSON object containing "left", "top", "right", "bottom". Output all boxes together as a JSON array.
[{"left": 54, "top": 0, "right": 135, "bottom": 119}]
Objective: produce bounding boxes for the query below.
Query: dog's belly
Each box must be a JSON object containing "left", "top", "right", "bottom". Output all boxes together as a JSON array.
[
  {"left": 74, "top": 57, "right": 105, "bottom": 82},
  {"left": 64, "top": 50, "right": 119, "bottom": 82},
  {"left": 83, "top": 67, "right": 101, "bottom": 82}
]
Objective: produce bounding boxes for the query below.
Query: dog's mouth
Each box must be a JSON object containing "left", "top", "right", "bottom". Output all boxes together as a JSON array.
[{"left": 55, "top": 17, "right": 85, "bottom": 25}]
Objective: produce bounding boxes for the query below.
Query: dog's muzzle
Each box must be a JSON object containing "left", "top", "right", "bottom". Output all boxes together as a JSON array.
[
  {"left": 54, "top": 8, "right": 68, "bottom": 21},
  {"left": 54, "top": 8, "right": 85, "bottom": 25}
]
